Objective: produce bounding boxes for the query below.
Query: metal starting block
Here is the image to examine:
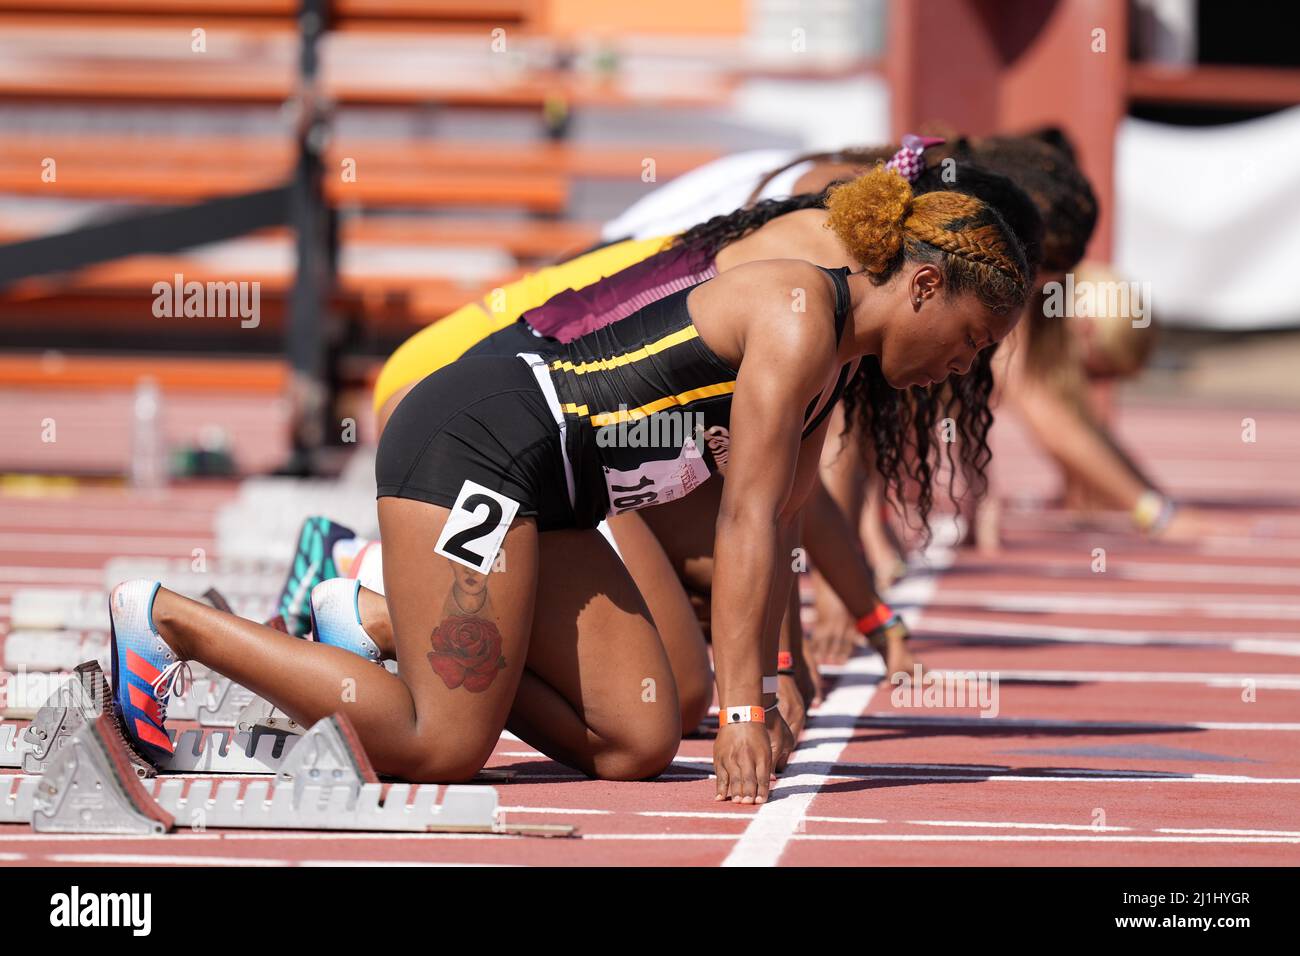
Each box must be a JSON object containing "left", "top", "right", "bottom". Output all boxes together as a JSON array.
[
  {"left": 0, "top": 722, "right": 20, "bottom": 767},
  {"left": 27, "top": 713, "right": 175, "bottom": 835},
  {"left": 2, "top": 660, "right": 575, "bottom": 837},
  {"left": 197, "top": 674, "right": 259, "bottom": 726},
  {"left": 20, "top": 661, "right": 153, "bottom": 779},
  {"left": 163, "top": 728, "right": 299, "bottom": 774},
  {"left": 2, "top": 712, "right": 514, "bottom": 834},
  {"left": 236, "top": 695, "right": 306, "bottom": 735},
  {"left": 0, "top": 660, "right": 301, "bottom": 775}
]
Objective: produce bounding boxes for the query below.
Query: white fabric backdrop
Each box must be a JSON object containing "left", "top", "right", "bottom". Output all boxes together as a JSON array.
[
  {"left": 603, "top": 106, "right": 1300, "bottom": 331},
  {"left": 1116, "top": 107, "right": 1300, "bottom": 329}
]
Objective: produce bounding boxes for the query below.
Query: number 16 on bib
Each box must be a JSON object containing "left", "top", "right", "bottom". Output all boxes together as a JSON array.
[{"left": 434, "top": 480, "right": 521, "bottom": 574}]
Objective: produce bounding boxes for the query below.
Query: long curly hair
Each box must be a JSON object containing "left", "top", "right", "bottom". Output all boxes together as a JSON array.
[
  {"left": 671, "top": 161, "right": 1038, "bottom": 531},
  {"left": 826, "top": 168, "right": 1028, "bottom": 529}
]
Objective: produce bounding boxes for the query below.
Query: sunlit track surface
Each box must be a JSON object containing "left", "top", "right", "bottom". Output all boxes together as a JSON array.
[{"left": 2, "top": 399, "right": 1299, "bottom": 866}]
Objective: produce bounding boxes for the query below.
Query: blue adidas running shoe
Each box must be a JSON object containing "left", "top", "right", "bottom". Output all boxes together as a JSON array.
[{"left": 108, "top": 579, "right": 192, "bottom": 766}]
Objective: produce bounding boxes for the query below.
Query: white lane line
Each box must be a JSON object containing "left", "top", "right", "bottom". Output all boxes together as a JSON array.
[
  {"left": 854, "top": 714, "right": 1300, "bottom": 731},
  {"left": 1157, "top": 827, "right": 1300, "bottom": 837},
  {"left": 914, "top": 615, "right": 1300, "bottom": 656},
  {"left": 585, "top": 834, "right": 752, "bottom": 841},
  {"left": 552, "top": 832, "right": 1300, "bottom": 844},
  {"left": 1235, "top": 639, "right": 1300, "bottom": 656},
  {"left": 640, "top": 809, "right": 824, "bottom": 821},
  {"left": 721, "top": 526, "right": 957, "bottom": 868},
  {"left": 786, "top": 834, "right": 1300, "bottom": 844},
  {"left": 1049, "top": 563, "right": 1300, "bottom": 586},
  {"left": 906, "top": 819, "right": 1130, "bottom": 831},
  {"left": 805, "top": 770, "right": 1300, "bottom": 784},
  {"left": 0, "top": 853, "right": 25, "bottom": 861},
  {"left": 675, "top": 755, "right": 1008, "bottom": 772},
  {"left": 1199, "top": 539, "right": 1300, "bottom": 559},
  {"left": 500, "top": 806, "right": 612, "bottom": 815},
  {"left": 923, "top": 668, "right": 1300, "bottom": 689},
  {"left": 918, "top": 590, "right": 1300, "bottom": 619},
  {"left": 909, "top": 562, "right": 1300, "bottom": 586}
]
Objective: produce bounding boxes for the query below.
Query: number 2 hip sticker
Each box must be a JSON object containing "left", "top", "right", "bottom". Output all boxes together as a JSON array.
[{"left": 433, "top": 480, "right": 521, "bottom": 574}]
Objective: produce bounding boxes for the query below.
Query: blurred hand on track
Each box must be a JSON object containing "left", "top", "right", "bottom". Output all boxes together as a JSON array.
[
  {"left": 877, "top": 619, "right": 923, "bottom": 685},
  {"left": 806, "top": 590, "right": 857, "bottom": 665},
  {"left": 1157, "top": 505, "right": 1262, "bottom": 542}
]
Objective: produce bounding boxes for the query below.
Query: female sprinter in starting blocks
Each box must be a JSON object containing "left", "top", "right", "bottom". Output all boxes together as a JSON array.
[{"left": 107, "top": 165, "right": 1029, "bottom": 803}]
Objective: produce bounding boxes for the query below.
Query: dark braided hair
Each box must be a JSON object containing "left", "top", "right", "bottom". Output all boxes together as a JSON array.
[
  {"left": 670, "top": 161, "right": 1039, "bottom": 532},
  {"left": 671, "top": 189, "right": 833, "bottom": 261}
]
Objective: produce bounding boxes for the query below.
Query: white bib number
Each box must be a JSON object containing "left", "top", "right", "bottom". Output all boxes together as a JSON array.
[
  {"left": 433, "top": 480, "right": 521, "bottom": 574},
  {"left": 604, "top": 437, "right": 712, "bottom": 516}
]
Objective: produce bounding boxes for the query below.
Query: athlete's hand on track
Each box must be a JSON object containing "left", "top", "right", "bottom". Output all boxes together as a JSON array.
[
  {"left": 777, "top": 673, "right": 806, "bottom": 745},
  {"left": 714, "top": 722, "right": 772, "bottom": 804},
  {"left": 809, "top": 577, "right": 861, "bottom": 666},
  {"left": 877, "top": 618, "right": 922, "bottom": 685},
  {"left": 1157, "top": 506, "right": 1246, "bottom": 542},
  {"left": 809, "top": 609, "right": 860, "bottom": 666},
  {"left": 768, "top": 707, "right": 795, "bottom": 774}
]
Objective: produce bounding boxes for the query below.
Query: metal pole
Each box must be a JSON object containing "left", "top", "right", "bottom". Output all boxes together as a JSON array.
[{"left": 284, "top": 0, "right": 335, "bottom": 474}]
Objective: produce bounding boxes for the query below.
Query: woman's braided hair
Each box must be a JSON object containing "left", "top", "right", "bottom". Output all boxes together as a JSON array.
[
  {"left": 826, "top": 167, "right": 1029, "bottom": 528},
  {"left": 671, "top": 159, "right": 1037, "bottom": 531}
]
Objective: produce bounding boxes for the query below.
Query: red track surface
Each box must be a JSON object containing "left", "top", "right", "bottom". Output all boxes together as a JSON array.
[{"left": 2, "top": 397, "right": 1299, "bottom": 866}]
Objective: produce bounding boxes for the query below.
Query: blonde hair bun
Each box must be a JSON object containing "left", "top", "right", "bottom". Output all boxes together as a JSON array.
[{"left": 826, "top": 166, "right": 914, "bottom": 275}]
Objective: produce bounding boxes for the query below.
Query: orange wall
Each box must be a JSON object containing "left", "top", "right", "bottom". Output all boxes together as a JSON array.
[{"left": 542, "top": 0, "right": 747, "bottom": 37}]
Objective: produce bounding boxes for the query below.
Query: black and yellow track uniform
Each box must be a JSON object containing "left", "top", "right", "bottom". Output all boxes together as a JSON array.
[{"left": 376, "top": 266, "right": 853, "bottom": 532}]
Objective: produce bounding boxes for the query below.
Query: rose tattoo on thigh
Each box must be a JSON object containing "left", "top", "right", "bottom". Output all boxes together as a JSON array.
[{"left": 428, "top": 561, "right": 506, "bottom": 692}]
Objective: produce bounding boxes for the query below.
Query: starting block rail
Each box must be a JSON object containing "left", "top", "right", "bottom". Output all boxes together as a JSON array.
[{"left": 165, "top": 728, "right": 299, "bottom": 774}]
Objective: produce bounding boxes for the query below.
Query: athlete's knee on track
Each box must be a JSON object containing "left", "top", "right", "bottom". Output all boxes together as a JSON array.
[
  {"left": 597, "top": 715, "right": 680, "bottom": 781},
  {"left": 378, "top": 714, "right": 501, "bottom": 783},
  {"left": 393, "top": 734, "right": 494, "bottom": 784}
]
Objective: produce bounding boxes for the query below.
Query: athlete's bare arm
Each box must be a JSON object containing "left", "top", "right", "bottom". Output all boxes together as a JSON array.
[{"left": 697, "top": 261, "right": 841, "bottom": 803}]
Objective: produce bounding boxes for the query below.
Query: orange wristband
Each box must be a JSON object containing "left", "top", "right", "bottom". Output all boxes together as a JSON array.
[
  {"left": 777, "top": 651, "right": 794, "bottom": 670},
  {"left": 719, "top": 706, "right": 765, "bottom": 726},
  {"left": 857, "top": 604, "right": 897, "bottom": 635}
]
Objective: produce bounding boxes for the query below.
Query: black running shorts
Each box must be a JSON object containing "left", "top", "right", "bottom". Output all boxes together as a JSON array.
[{"left": 375, "top": 355, "right": 577, "bottom": 531}]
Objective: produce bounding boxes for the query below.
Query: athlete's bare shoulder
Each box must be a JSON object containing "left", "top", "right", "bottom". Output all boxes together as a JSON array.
[
  {"left": 689, "top": 258, "right": 838, "bottom": 371},
  {"left": 721, "top": 208, "right": 850, "bottom": 271}
]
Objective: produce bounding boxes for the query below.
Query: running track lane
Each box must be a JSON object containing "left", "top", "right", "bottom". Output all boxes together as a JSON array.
[{"left": 1, "top": 399, "right": 1299, "bottom": 865}]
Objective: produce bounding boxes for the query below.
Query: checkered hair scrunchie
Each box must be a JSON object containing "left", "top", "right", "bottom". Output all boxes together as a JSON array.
[{"left": 884, "top": 133, "right": 946, "bottom": 183}]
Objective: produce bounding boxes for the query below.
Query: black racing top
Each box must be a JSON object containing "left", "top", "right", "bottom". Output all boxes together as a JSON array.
[{"left": 537, "top": 265, "right": 854, "bottom": 526}]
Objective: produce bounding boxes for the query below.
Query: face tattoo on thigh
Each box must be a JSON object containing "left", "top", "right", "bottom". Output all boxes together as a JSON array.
[{"left": 427, "top": 560, "right": 507, "bottom": 692}]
